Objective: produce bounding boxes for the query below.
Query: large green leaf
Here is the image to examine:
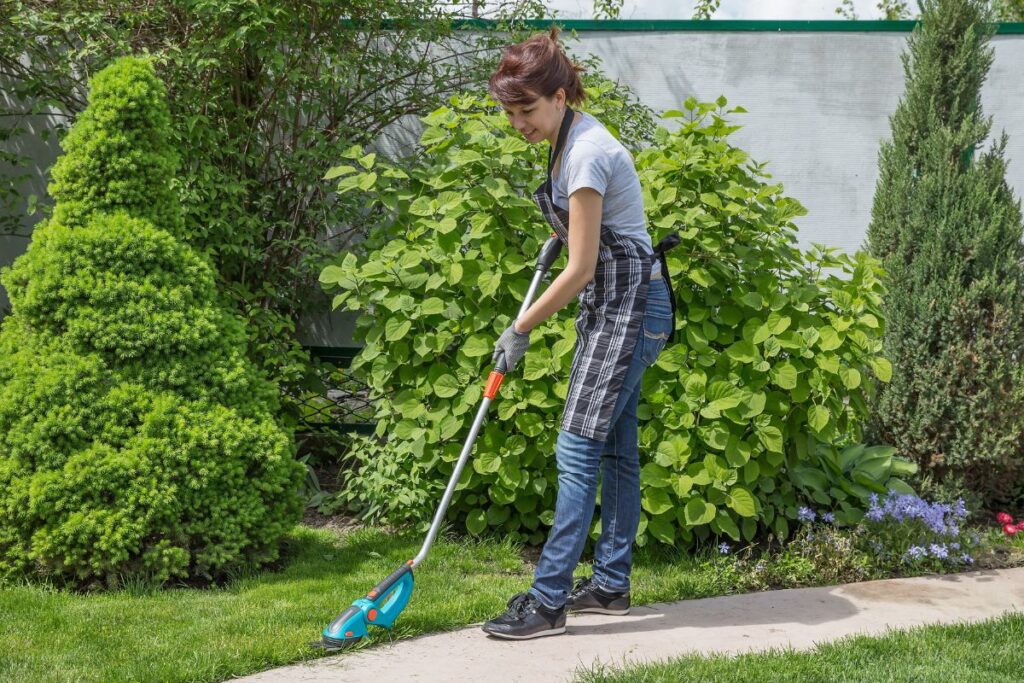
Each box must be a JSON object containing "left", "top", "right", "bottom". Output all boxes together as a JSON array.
[
  {"left": 771, "top": 362, "right": 798, "bottom": 389},
  {"left": 725, "top": 340, "right": 759, "bottom": 364},
  {"left": 726, "top": 486, "right": 756, "bottom": 517},
  {"left": 869, "top": 357, "right": 893, "bottom": 382},
  {"left": 433, "top": 373, "right": 461, "bottom": 398},
  {"left": 640, "top": 462, "right": 671, "bottom": 488},
  {"left": 385, "top": 317, "right": 412, "bottom": 341},
  {"left": 756, "top": 424, "right": 784, "bottom": 453},
  {"left": 684, "top": 497, "right": 716, "bottom": 526},
  {"left": 807, "top": 405, "right": 830, "bottom": 432},
  {"left": 642, "top": 488, "right": 673, "bottom": 516},
  {"left": 466, "top": 509, "right": 487, "bottom": 535},
  {"left": 647, "top": 513, "right": 676, "bottom": 544},
  {"left": 791, "top": 466, "right": 830, "bottom": 494},
  {"left": 705, "top": 381, "right": 744, "bottom": 412},
  {"left": 462, "top": 334, "right": 491, "bottom": 357},
  {"left": 714, "top": 510, "right": 741, "bottom": 541},
  {"left": 474, "top": 448, "right": 501, "bottom": 474}
]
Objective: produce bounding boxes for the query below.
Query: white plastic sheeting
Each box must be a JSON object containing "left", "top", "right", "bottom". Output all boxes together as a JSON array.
[
  {"left": 557, "top": 29, "right": 1024, "bottom": 258},
  {"left": 3, "top": 25, "right": 1023, "bottom": 339}
]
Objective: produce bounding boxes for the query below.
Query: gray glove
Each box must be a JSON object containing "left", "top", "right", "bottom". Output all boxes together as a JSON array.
[{"left": 492, "top": 320, "right": 532, "bottom": 371}]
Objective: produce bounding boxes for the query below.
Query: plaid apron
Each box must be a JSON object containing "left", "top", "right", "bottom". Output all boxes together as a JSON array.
[{"left": 531, "top": 107, "right": 655, "bottom": 442}]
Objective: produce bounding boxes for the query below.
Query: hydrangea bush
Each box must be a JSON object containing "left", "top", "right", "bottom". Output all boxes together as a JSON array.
[
  {"left": 0, "top": 57, "right": 304, "bottom": 588},
  {"left": 320, "top": 92, "right": 911, "bottom": 548}
]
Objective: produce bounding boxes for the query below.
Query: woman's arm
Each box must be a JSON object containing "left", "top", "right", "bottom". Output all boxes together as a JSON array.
[{"left": 514, "top": 188, "right": 602, "bottom": 333}]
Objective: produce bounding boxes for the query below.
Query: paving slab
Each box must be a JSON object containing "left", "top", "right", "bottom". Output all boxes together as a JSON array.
[{"left": 234, "top": 567, "right": 1024, "bottom": 683}]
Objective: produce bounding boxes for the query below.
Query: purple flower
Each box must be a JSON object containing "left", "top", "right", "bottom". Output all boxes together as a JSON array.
[
  {"left": 950, "top": 542, "right": 960, "bottom": 550},
  {"left": 718, "top": 542, "right": 730, "bottom": 554},
  {"left": 869, "top": 540, "right": 883, "bottom": 554},
  {"left": 822, "top": 511, "right": 836, "bottom": 523},
  {"left": 960, "top": 553, "right": 974, "bottom": 564},
  {"left": 929, "top": 543, "right": 949, "bottom": 559},
  {"left": 797, "top": 506, "right": 816, "bottom": 522},
  {"left": 905, "top": 545, "right": 926, "bottom": 561},
  {"left": 863, "top": 491, "right": 962, "bottom": 536}
]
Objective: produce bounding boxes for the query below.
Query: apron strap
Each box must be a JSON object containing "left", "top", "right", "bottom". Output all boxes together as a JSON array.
[
  {"left": 545, "top": 108, "right": 682, "bottom": 345},
  {"left": 544, "top": 106, "right": 576, "bottom": 196},
  {"left": 653, "top": 231, "right": 682, "bottom": 344}
]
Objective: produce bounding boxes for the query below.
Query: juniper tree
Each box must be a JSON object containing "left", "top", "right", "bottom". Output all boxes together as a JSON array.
[
  {"left": 865, "top": 0, "right": 1024, "bottom": 508},
  {"left": 0, "top": 57, "right": 304, "bottom": 588}
]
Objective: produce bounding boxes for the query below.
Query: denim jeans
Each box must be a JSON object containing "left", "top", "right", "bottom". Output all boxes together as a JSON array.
[{"left": 528, "top": 275, "right": 674, "bottom": 610}]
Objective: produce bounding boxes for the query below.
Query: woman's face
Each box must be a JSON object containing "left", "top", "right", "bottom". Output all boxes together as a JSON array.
[{"left": 501, "top": 88, "right": 565, "bottom": 146}]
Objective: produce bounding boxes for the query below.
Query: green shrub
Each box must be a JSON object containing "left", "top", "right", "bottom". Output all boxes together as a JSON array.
[
  {"left": 864, "top": 0, "right": 1024, "bottom": 508},
  {"left": 319, "top": 91, "right": 903, "bottom": 548},
  {"left": 0, "top": 57, "right": 304, "bottom": 588},
  {"left": 1, "top": 2, "right": 558, "bottom": 423}
]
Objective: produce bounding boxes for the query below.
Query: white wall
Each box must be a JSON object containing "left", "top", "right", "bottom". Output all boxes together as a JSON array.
[
  {"left": 4, "top": 26, "right": 1023, "bottom": 344},
  {"left": 559, "top": 30, "right": 1024, "bottom": 257}
]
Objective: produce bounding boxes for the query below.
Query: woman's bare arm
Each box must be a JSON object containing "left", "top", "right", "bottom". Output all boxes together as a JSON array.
[{"left": 514, "top": 188, "right": 602, "bottom": 333}]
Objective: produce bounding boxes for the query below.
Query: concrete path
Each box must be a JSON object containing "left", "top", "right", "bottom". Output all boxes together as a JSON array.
[{"left": 236, "top": 568, "right": 1024, "bottom": 683}]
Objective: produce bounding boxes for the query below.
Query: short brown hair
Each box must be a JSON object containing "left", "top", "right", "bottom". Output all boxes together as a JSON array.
[{"left": 488, "top": 26, "right": 587, "bottom": 107}]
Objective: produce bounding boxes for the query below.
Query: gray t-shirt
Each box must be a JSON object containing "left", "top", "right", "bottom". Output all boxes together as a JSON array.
[{"left": 552, "top": 111, "right": 659, "bottom": 276}]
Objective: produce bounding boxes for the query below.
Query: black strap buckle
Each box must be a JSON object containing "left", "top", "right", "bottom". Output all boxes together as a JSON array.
[
  {"left": 654, "top": 230, "right": 681, "bottom": 256},
  {"left": 651, "top": 230, "right": 681, "bottom": 345}
]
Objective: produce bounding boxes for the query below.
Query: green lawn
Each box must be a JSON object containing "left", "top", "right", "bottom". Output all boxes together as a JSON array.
[
  {"left": 574, "top": 611, "right": 1024, "bottom": 682},
  {"left": 0, "top": 523, "right": 761, "bottom": 683}
]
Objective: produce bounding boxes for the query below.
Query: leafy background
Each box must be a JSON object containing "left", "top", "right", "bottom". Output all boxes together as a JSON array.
[{"left": 319, "top": 89, "right": 915, "bottom": 548}]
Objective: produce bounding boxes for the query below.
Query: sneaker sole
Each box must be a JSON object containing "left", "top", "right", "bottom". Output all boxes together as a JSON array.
[
  {"left": 482, "top": 625, "right": 567, "bottom": 640},
  {"left": 569, "top": 606, "right": 630, "bottom": 616}
]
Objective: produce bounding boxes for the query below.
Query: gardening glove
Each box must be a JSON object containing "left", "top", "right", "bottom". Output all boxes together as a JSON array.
[{"left": 492, "top": 320, "right": 532, "bottom": 372}]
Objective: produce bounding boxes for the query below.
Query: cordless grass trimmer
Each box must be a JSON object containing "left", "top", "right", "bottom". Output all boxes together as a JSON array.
[{"left": 315, "top": 234, "right": 564, "bottom": 652}]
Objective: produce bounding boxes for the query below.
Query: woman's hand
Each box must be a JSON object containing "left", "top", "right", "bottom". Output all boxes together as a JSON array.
[{"left": 492, "top": 321, "right": 532, "bottom": 371}]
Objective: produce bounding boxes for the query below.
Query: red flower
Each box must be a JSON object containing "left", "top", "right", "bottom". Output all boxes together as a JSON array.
[
  {"left": 1004, "top": 523, "right": 1019, "bottom": 536},
  {"left": 996, "top": 512, "right": 1014, "bottom": 525}
]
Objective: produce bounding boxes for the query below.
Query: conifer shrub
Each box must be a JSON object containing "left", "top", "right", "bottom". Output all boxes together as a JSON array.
[
  {"left": 864, "top": 0, "right": 1024, "bottom": 508},
  {"left": 0, "top": 57, "right": 304, "bottom": 588}
]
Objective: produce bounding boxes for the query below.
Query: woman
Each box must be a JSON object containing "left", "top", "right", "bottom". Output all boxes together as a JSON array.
[{"left": 482, "top": 27, "right": 680, "bottom": 640}]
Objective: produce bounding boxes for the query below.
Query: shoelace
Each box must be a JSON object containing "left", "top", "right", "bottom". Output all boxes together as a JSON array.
[
  {"left": 570, "top": 576, "right": 593, "bottom": 598},
  {"left": 506, "top": 592, "right": 536, "bottom": 617}
]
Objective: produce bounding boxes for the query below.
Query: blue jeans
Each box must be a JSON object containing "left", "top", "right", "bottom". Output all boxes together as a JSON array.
[{"left": 528, "top": 275, "right": 674, "bottom": 609}]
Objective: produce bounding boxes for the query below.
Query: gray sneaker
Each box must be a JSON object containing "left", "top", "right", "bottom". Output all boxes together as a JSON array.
[{"left": 566, "top": 576, "right": 630, "bottom": 616}]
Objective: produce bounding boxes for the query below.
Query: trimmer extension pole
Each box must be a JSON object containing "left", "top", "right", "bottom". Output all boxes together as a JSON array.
[
  {"left": 411, "top": 234, "right": 563, "bottom": 568},
  {"left": 317, "top": 234, "right": 562, "bottom": 651}
]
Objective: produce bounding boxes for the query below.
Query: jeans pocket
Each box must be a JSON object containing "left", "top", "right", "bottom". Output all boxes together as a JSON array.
[{"left": 640, "top": 313, "right": 672, "bottom": 366}]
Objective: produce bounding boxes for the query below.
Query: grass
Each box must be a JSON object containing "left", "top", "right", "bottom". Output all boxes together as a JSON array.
[
  {"left": 0, "top": 521, "right": 1020, "bottom": 683},
  {"left": 573, "top": 611, "right": 1024, "bottom": 682},
  {"left": 0, "top": 523, "right": 764, "bottom": 683}
]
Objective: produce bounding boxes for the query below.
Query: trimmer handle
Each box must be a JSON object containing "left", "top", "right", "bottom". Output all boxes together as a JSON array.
[
  {"left": 493, "top": 353, "right": 509, "bottom": 375},
  {"left": 536, "top": 233, "right": 563, "bottom": 273}
]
